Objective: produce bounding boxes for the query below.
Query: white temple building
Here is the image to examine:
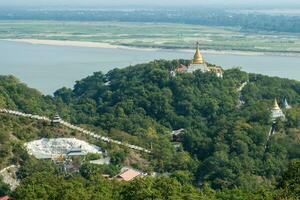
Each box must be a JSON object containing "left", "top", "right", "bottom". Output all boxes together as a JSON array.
[
  {"left": 25, "top": 138, "right": 103, "bottom": 159},
  {"left": 173, "top": 42, "right": 223, "bottom": 78},
  {"left": 271, "top": 99, "right": 285, "bottom": 121}
]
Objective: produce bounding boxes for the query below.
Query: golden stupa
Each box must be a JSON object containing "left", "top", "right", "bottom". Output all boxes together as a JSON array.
[
  {"left": 273, "top": 98, "right": 280, "bottom": 110},
  {"left": 192, "top": 42, "right": 204, "bottom": 64}
]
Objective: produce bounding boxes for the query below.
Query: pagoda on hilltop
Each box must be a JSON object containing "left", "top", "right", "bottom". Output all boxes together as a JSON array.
[
  {"left": 173, "top": 42, "right": 223, "bottom": 77},
  {"left": 271, "top": 99, "right": 285, "bottom": 121},
  {"left": 187, "top": 42, "right": 208, "bottom": 73}
]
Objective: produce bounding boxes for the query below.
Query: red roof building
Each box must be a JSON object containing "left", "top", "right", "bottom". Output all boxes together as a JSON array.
[
  {"left": 0, "top": 196, "right": 10, "bottom": 200},
  {"left": 175, "top": 64, "right": 188, "bottom": 73},
  {"left": 116, "top": 168, "right": 143, "bottom": 181}
]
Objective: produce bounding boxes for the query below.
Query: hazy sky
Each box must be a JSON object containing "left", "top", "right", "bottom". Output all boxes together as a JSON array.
[{"left": 1, "top": 0, "right": 299, "bottom": 7}]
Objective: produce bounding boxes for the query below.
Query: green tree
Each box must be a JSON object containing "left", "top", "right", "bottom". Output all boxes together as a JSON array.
[
  {"left": 277, "top": 160, "right": 300, "bottom": 199},
  {"left": 0, "top": 177, "right": 10, "bottom": 196}
]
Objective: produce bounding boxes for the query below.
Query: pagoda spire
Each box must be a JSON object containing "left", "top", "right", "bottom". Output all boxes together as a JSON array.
[
  {"left": 192, "top": 42, "right": 204, "bottom": 64},
  {"left": 273, "top": 98, "right": 280, "bottom": 110}
]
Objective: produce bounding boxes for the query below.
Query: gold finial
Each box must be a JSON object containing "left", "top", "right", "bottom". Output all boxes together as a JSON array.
[
  {"left": 273, "top": 98, "right": 280, "bottom": 109},
  {"left": 192, "top": 42, "right": 204, "bottom": 64}
]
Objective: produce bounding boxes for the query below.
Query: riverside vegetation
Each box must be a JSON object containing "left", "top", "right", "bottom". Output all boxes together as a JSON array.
[{"left": 1, "top": 20, "right": 300, "bottom": 54}]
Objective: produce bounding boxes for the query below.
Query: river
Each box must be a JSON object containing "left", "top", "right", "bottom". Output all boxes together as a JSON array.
[{"left": 0, "top": 40, "right": 300, "bottom": 95}]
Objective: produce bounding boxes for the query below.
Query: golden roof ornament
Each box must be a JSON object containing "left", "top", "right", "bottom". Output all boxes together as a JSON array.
[{"left": 192, "top": 42, "right": 204, "bottom": 64}]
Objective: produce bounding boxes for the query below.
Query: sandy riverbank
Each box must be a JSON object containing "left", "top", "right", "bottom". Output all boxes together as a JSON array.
[
  {"left": 2, "top": 39, "right": 299, "bottom": 57},
  {"left": 3, "top": 39, "right": 120, "bottom": 49},
  {"left": 2, "top": 39, "right": 160, "bottom": 52}
]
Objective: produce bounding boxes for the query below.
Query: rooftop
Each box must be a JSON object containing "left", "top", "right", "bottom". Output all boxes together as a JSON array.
[
  {"left": 116, "top": 168, "right": 143, "bottom": 181},
  {"left": 25, "top": 138, "right": 103, "bottom": 159},
  {"left": 0, "top": 196, "right": 10, "bottom": 200}
]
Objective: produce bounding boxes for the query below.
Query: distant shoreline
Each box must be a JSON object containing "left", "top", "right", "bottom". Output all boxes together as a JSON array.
[
  {"left": 2, "top": 39, "right": 300, "bottom": 57},
  {"left": 1, "top": 39, "right": 160, "bottom": 52}
]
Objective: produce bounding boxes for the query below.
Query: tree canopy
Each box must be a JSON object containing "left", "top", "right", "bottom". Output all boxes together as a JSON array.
[{"left": 0, "top": 60, "right": 299, "bottom": 199}]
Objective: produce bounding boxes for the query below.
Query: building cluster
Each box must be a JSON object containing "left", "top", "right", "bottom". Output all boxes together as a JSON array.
[
  {"left": 171, "top": 42, "right": 223, "bottom": 78},
  {"left": 24, "top": 137, "right": 148, "bottom": 179}
]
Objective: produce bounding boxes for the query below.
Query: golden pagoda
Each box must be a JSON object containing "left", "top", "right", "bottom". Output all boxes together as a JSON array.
[
  {"left": 172, "top": 42, "right": 223, "bottom": 78},
  {"left": 192, "top": 42, "right": 204, "bottom": 64},
  {"left": 273, "top": 99, "right": 280, "bottom": 110}
]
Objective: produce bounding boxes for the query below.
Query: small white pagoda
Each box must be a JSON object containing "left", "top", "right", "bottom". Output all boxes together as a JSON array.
[
  {"left": 284, "top": 98, "right": 292, "bottom": 109},
  {"left": 52, "top": 113, "right": 61, "bottom": 124}
]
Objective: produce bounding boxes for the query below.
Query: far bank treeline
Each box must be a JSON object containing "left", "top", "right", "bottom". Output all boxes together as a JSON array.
[
  {"left": 1, "top": 8, "right": 299, "bottom": 33},
  {"left": 0, "top": 60, "right": 300, "bottom": 198}
]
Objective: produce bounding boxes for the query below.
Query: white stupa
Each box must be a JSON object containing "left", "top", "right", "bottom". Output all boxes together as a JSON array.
[
  {"left": 284, "top": 98, "right": 292, "bottom": 109},
  {"left": 271, "top": 99, "right": 285, "bottom": 121}
]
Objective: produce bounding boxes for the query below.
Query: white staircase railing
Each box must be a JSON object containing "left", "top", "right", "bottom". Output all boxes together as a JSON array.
[{"left": 0, "top": 108, "right": 150, "bottom": 153}]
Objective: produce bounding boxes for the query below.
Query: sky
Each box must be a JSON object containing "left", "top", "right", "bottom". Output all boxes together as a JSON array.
[{"left": 0, "top": 0, "right": 299, "bottom": 7}]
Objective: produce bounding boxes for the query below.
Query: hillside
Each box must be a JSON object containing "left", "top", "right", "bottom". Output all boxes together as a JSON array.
[
  {"left": 0, "top": 61, "right": 300, "bottom": 199},
  {"left": 53, "top": 60, "right": 300, "bottom": 189},
  {"left": 0, "top": 75, "right": 56, "bottom": 114}
]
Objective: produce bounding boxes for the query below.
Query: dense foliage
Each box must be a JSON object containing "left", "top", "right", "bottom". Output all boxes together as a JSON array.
[
  {"left": 0, "top": 75, "right": 55, "bottom": 115},
  {"left": 53, "top": 60, "right": 300, "bottom": 190},
  {"left": 10, "top": 158, "right": 300, "bottom": 200},
  {"left": 0, "top": 60, "right": 300, "bottom": 199}
]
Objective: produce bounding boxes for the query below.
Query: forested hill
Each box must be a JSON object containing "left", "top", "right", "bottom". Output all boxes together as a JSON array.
[
  {"left": 53, "top": 60, "right": 300, "bottom": 189},
  {"left": 0, "top": 75, "right": 55, "bottom": 115},
  {"left": 0, "top": 60, "right": 300, "bottom": 199}
]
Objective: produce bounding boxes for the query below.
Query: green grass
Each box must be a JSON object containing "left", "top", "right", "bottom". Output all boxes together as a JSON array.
[{"left": 1, "top": 20, "right": 300, "bottom": 53}]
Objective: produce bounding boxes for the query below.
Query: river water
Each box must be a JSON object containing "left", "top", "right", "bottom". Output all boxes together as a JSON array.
[{"left": 0, "top": 40, "right": 300, "bottom": 95}]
